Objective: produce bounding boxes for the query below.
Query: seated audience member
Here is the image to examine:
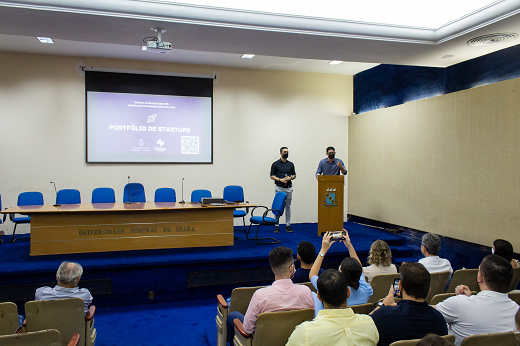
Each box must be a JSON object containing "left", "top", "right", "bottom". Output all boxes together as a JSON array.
[
  {"left": 363, "top": 240, "right": 398, "bottom": 284},
  {"left": 434, "top": 254, "right": 519, "bottom": 346},
  {"left": 226, "top": 246, "right": 313, "bottom": 344},
  {"left": 419, "top": 233, "right": 453, "bottom": 275},
  {"left": 286, "top": 269, "right": 378, "bottom": 346},
  {"left": 370, "top": 262, "right": 448, "bottom": 346},
  {"left": 35, "top": 261, "right": 92, "bottom": 314},
  {"left": 416, "top": 334, "right": 454, "bottom": 346},
  {"left": 493, "top": 239, "right": 518, "bottom": 268},
  {"left": 309, "top": 230, "right": 373, "bottom": 316},
  {"left": 292, "top": 241, "right": 324, "bottom": 283}
]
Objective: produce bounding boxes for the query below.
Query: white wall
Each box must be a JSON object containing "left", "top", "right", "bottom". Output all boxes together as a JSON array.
[{"left": 0, "top": 52, "right": 352, "bottom": 235}]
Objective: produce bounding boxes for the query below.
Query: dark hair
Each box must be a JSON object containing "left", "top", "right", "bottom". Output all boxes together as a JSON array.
[
  {"left": 317, "top": 269, "right": 349, "bottom": 308},
  {"left": 280, "top": 146, "right": 288, "bottom": 153},
  {"left": 340, "top": 258, "right": 362, "bottom": 290},
  {"left": 297, "top": 241, "right": 316, "bottom": 265},
  {"left": 422, "top": 233, "right": 441, "bottom": 256},
  {"left": 480, "top": 254, "right": 513, "bottom": 293},
  {"left": 493, "top": 239, "right": 514, "bottom": 262},
  {"left": 416, "top": 334, "right": 453, "bottom": 346},
  {"left": 269, "top": 246, "right": 293, "bottom": 276},
  {"left": 401, "top": 262, "right": 430, "bottom": 299},
  {"left": 326, "top": 146, "right": 335, "bottom": 152}
]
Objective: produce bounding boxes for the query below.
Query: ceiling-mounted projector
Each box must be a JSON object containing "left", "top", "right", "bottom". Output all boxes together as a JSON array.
[{"left": 142, "top": 27, "right": 171, "bottom": 54}]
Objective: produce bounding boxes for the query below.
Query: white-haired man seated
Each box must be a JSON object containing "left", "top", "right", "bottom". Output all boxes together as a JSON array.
[{"left": 35, "top": 261, "right": 92, "bottom": 314}]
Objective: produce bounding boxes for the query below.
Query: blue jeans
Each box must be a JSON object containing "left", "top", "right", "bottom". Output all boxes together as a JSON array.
[{"left": 226, "top": 311, "right": 244, "bottom": 345}]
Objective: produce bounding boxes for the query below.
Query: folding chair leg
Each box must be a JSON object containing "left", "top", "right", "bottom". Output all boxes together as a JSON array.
[
  {"left": 254, "top": 224, "right": 280, "bottom": 245},
  {"left": 11, "top": 223, "right": 17, "bottom": 243},
  {"left": 241, "top": 217, "right": 246, "bottom": 234},
  {"left": 246, "top": 223, "right": 255, "bottom": 240}
]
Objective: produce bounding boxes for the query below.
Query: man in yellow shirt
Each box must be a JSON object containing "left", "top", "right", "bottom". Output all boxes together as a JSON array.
[{"left": 286, "top": 269, "right": 379, "bottom": 346}]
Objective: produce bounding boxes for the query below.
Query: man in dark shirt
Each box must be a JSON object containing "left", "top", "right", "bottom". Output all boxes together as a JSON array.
[
  {"left": 293, "top": 241, "right": 324, "bottom": 283},
  {"left": 270, "top": 146, "right": 296, "bottom": 233},
  {"left": 370, "top": 262, "right": 448, "bottom": 346},
  {"left": 316, "top": 146, "right": 347, "bottom": 178}
]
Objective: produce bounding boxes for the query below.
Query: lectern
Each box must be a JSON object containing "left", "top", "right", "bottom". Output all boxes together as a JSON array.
[{"left": 317, "top": 175, "right": 344, "bottom": 236}]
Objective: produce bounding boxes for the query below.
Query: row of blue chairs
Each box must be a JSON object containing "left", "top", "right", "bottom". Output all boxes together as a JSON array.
[{"left": 2, "top": 185, "right": 247, "bottom": 244}]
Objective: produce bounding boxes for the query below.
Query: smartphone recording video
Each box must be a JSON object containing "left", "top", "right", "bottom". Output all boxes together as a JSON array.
[{"left": 393, "top": 278, "right": 401, "bottom": 298}]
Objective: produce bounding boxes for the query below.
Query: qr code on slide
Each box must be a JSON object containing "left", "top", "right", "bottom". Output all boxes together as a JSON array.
[{"left": 181, "top": 136, "right": 200, "bottom": 154}]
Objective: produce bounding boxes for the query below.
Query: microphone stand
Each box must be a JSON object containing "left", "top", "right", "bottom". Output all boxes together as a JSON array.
[
  {"left": 51, "top": 182, "right": 60, "bottom": 207},
  {"left": 125, "top": 176, "right": 132, "bottom": 204},
  {"left": 179, "top": 178, "right": 185, "bottom": 203}
]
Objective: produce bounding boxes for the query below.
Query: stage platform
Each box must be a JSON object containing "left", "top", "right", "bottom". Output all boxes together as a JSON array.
[{"left": 0, "top": 221, "right": 420, "bottom": 312}]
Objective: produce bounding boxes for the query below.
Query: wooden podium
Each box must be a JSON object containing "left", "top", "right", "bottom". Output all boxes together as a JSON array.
[{"left": 317, "top": 175, "right": 344, "bottom": 236}]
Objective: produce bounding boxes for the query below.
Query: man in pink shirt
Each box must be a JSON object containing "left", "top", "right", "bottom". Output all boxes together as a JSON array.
[{"left": 226, "top": 246, "right": 314, "bottom": 344}]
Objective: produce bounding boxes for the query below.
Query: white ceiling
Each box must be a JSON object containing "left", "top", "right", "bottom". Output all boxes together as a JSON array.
[{"left": 0, "top": 0, "right": 519, "bottom": 75}]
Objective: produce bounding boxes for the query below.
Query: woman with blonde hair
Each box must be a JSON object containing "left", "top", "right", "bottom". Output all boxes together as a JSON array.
[{"left": 363, "top": 240, "right": 397, "bottom": 284}]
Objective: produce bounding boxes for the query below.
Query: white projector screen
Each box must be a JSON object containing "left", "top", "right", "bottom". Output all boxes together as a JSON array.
[{"left": 86, "top": 71, "right": 213, "bottom": 164}]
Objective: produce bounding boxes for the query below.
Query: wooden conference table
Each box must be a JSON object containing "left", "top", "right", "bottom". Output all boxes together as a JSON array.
[{"left": 2, "top": 202, "right": 252, "bottom": 256}]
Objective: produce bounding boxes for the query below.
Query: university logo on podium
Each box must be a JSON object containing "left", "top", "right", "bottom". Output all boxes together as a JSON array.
[{"left": 324, "top": 188, "right": 338, "bottom": 207}]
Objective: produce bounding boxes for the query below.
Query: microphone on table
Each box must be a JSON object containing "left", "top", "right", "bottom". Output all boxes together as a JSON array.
[
  {"left": 125, "top": 176, "right": 132, "bottom": 204},
  {"left": 179, "top": 178, "right": 186, "bottom": 204},
  {"left": 50, "top": 182, "right": 61, "bottom": 207}
]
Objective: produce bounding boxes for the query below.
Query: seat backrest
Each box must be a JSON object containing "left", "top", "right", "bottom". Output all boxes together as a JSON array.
[
  {"left": 425, "top": 270, "right": 451, "bottom": 303},
  {"left": 154, "top": 188, "right": 176, "bottom": 202},
  {"left": 459, "top": 331, "right": 519, "bottom": 346},
  {"left": 91, "top": 187, "right": 116, "bottom": 203},
  {"left": 0, "top": 302, "right": 19, "bottom": 336},
  {"left": 25, "top": 298, "right": 85, "bottom": 346},
  {"left": 223, "top": 185, "right": 244, "bottom": 203},
  {"left": 368, "top": 273, "right": 401, "bottom": 304},
  {"left": 271, "top": 191, "right": 287, "bottom": 217},
  {"left": 430, "top": 293, "right": 456, "bottom": 306},
  {"left": 447, "top": 269, "right": 479, "bottom": 293},
  {"left": 350, "top": 303, "right": 375, "bottom": 315},
  {"left": 252, "top": 309, "right": 315, "bottom": 346},
  {"left": 123, "top": 183, "right": 146, "bottom": 203},
  {"left": 389, "top": 335, "right": 456, "bottom": 346},
  {"left": 18, "top": 191, "right": 44, "bottom": 206},
  {"left": 0, "top": 329, "right": 63, "bottom": 346},
  {"left": 509, "top": 267, "right": 520, "bottom": 291},
  {"left": 229, "top": 286, "right": 266, "bottom": 315},
  {"left": 191, "top": 189, "right": 212, "bottom": 203},
  {"left": 57, "top": 189, "right": 81, "bottom": 205},
  {"left": 508, "top": 292, "right": 520, "bottom": 305}
]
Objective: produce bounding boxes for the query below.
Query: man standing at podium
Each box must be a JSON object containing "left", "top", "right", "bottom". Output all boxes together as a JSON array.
[
  {"left": 270, "top": 146, "right": 296, "bottom": 233},
  {"left": 316, "top": 146, "right": 347, "bottom": 178}
]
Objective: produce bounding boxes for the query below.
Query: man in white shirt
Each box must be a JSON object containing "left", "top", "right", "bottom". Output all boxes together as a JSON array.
[
  {"left": 35, "top": 261, "right": 93, "bottom": 314},
  {"left": 419, "top": 233, "right": 453, "bottom": 275},
  {"left": 434, "top": 255, "right": 519, "bottom": 346}
]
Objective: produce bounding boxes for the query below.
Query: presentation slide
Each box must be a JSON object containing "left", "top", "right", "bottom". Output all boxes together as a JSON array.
[{"left": 87, "top": 91, "right": 212, "bottom": 163}]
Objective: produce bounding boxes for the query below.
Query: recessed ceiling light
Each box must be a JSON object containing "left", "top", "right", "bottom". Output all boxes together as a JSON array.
[
  {"left": 241, "top": 54, "right": 255, "bottom": 59},
  {"left": 329, "top": 61, "right": 343, "bottom": 65},
  {"left": 37, "top": 37, "right": 54, "bottom": 44},
  {"left": 440, "top": 55, "right": 454, "bottom": 59}
]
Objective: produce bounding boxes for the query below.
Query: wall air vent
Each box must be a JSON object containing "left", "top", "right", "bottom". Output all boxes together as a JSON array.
[{"left": 467, "top": 33, "right": 518, "bottom": 46}]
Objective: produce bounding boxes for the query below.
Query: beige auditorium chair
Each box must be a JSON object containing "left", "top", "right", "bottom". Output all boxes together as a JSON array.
[
  {"left": 429, "top": 292, "right": 477, "bottom": 306},
  {"left": 508, "top": 291, "right": 520, "bottom": 305},
  {"left": 459, "top": 331, "right": 519, "bottom": 346},
  {"left": 216, "top": 286, "right": 266, "bottom": 346},
  {"left": 350, "top": 303, "right": 375, "bottom": 315},
  {"left": 24, "top": 298, "right": 96, "bottom": 346},
  {"left": 509, "top": 267, "right": 520, "bottom": 292},
  {"left": 425, "top": 270, "right": 451, "bottom": 303},
  {"left": 389, "top": 335, "right": 455, "bottom": 346},
  {"left": 233, "top": 308, "right": 315, "bottom": 346},
  {"left": 0, "top": 329, "right": 80, "bottom": 346},
  {"left": 446, "top": 269, "right": 479, "bottom": 293},
  {"left": 0, "top": 302, "right": 21, "bottom": 335},
  {"left": 368, "top": 273, "right": 401, "bottom": 304}
]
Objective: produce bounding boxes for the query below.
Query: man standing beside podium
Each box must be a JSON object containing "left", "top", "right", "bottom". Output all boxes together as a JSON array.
[
  {"left": 316, "top": 146, "right": 347, "bottom": 178},
  {"left": 270, "top": 147, "right": 296, "bottom": 233}
]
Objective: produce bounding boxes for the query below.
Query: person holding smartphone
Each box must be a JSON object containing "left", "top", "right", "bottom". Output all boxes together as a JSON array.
[{"left": 369, "top": 262, "right": 448, "bottom": 346}]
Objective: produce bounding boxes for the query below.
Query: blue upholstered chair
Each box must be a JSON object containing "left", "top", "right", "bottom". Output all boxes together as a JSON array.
[
  {"left": 223, "top": 185, "right": 248, "bottom": 233},
  {"left": 91, "top": 187, "right": 116, "bottom": 203},
  {"left": 10, "top": 191, "right": 44, "bottom": 243},
  {"left": 191, "top": 189, "right": 212, "bottom": 203},
  {"left": 123, "top": 183, "right": 146, "bottom": 203},
  {"left": 154, "top": 188, "right": 176, "bottom": 202},
  {"left": 246, "top": 191, "right": 287, "bottom": 244},
  {"left": 57, "top": 189, "right": 81, "bottom": 205}
]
